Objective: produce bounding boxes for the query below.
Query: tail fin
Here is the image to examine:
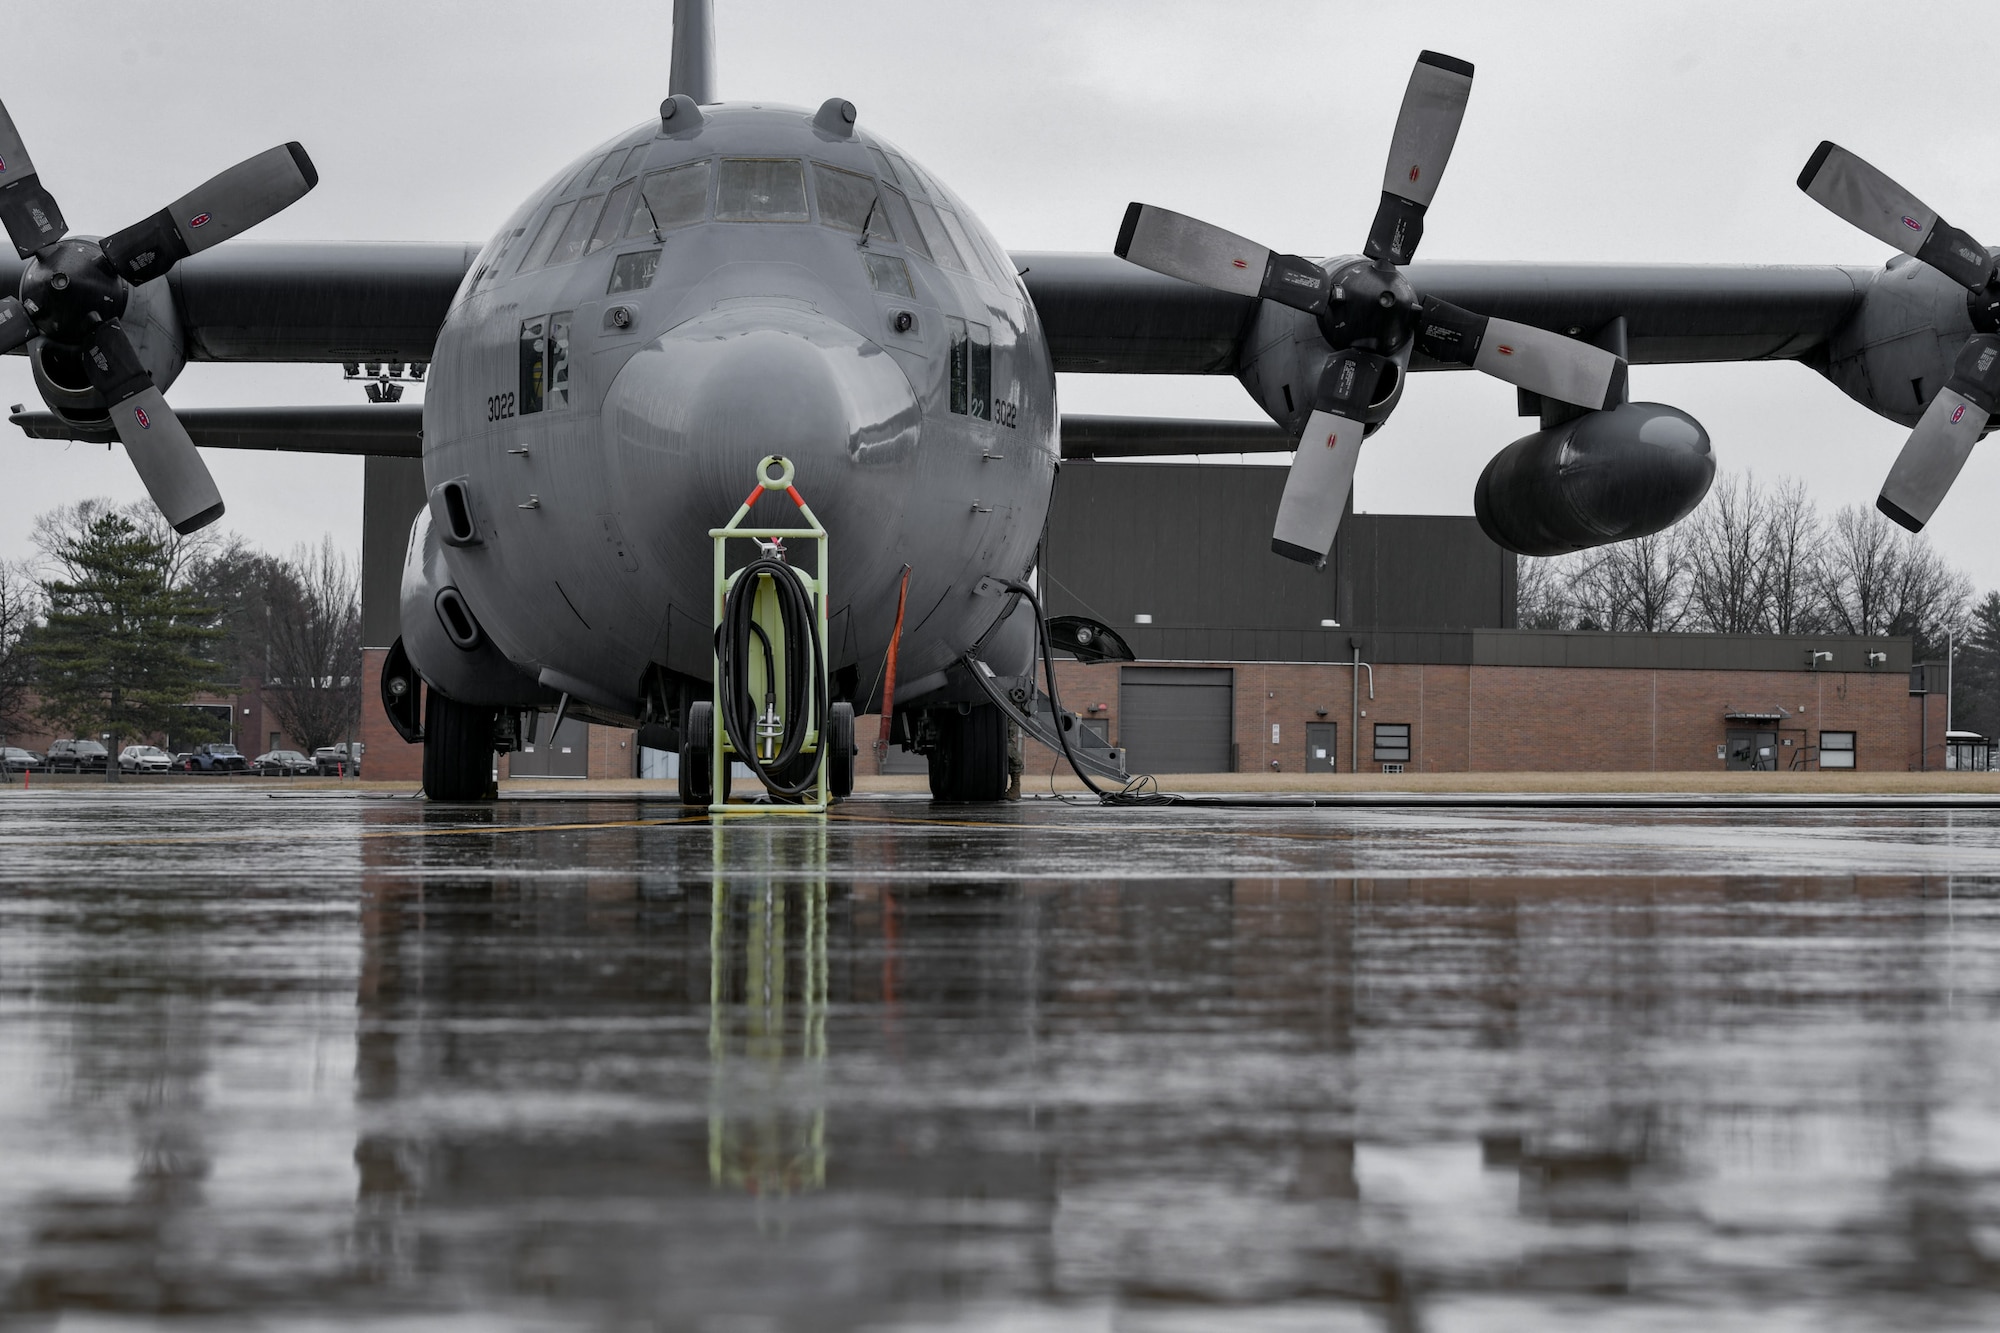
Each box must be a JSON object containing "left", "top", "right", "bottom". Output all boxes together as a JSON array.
[{"left": 670, "top": 0, "right": 715, "bottom": 105}]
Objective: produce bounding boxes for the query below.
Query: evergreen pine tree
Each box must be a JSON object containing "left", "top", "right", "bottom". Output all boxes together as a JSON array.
[{"left": 34, "top": 512, "right": 224, "bottom": 780}]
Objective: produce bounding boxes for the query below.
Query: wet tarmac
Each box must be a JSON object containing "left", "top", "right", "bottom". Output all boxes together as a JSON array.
[{"left": 2, "top": 789, "right": 1998, "bottom": 1331}]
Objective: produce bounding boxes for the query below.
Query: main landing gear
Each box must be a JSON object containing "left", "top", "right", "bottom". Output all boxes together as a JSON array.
[
  {"left": 926, "top": 702, "right": 1008, "bottom": 804},
  {"left": 423, "top": 691, "right": 497, "bottom": 800}
]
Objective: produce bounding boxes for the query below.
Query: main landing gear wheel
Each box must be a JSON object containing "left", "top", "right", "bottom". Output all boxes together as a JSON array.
[
  {"left": 928, "top": 703, "right": 1008, "bottom": 804},
  {"left": 423, "top": 690, "right": 497, "bottom": 800},
  {"left": 678, "top": 701, "right": 731, "bottom": 806},
  {"left": 827, "top": 701, "right": 856, "bottom": 800}
]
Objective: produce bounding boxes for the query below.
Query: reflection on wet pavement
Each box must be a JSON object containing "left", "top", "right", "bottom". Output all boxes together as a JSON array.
[{"left": 1, "top": 791, "right": 1998, "bottom": 1329}]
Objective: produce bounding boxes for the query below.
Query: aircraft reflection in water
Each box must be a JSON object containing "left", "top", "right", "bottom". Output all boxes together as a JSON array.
[
  {"left": 707, "top": 823, "right": 829, "bottom": 1199},
  {"left": 317, "top": 808, "right": 2000, "bottom": 1327}
]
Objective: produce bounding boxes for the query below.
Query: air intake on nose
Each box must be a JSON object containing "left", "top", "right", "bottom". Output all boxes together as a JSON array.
[
  {"left": 432, "top": 477, "right": 481, "bottom": 547},
  {"left": 434, "top": 586, "right": 484, "bottom": 650}
]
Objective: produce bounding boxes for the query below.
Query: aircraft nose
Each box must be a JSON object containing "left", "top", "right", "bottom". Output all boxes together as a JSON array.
[{"left": 605, "top": 303, "right": 923, "bottom": 502}]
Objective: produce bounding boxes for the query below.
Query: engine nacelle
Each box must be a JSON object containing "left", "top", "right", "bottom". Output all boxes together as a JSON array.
[
  {"left": 1234, "top": 256, "right": 1409, "bottom": 438},
  {"left": 399, "top": 507, "right": 545, "bottom": 707},
  {"left": 28, "top": 275, "right": 185, "bottom": 438},
  {"left": 1820, "top": 254, "right": 1982, "bottom": 428},
  {"left": 1474, "top": 401, "right": 1713, "bottom": 556}
]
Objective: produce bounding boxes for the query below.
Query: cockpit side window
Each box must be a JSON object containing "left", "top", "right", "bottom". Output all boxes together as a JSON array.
[
  {"left": 812, "top": 163, "right": 894, "bottom": 241},
  {"left": 561, "top": 152, "right": 612, "bottom": 197},
  {"left": 520, "top": 200, "right": 578, "bottom": 273},
  {"left": 550, "top": 193, "right": 605, "bottom": 266},
  {"left": 588, "top": 146, "right": 636, "bottom": 190},
  {"left": 879, "top": 186, "right": 927, "bottom": 261},
  {"left": 589, "top": 179, "right": 634, "bottom": 254},
  {"left": 716, "top": 159, "right": 809, "bottom": 222},
  {"left": 908, "top": 198, "right": 964, "bottom": 271},
  {"left": 628, "top": 161, "right": 711, "bottom": 235}
]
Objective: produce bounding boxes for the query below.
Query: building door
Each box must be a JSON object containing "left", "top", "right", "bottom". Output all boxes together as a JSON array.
[
  {"left": 1118, "top": 667, "right": 1234, "bottom": 773},
  {"left": 510, "top": 714, "right": 590, "bottom": 777},
  {"left": 1724, "top": 728, "right": 1779, "bottom": 772},
  {"left": 1305, "top": 723, "right": 1337, "bottom": 773}
]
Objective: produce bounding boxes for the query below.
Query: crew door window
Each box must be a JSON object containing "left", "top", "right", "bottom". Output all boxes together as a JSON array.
[
  {"left": 519, "top": 317, "right": 547, "bottom": 414},
  {"left": 946, "top": 319, "right": 991, "bottom": 419},
  {"left": 1820, "top": 731, "right": 1856, "bottom": 769},
  {"left": 517, "top": 312, "right": 574, "bottom": 414}
]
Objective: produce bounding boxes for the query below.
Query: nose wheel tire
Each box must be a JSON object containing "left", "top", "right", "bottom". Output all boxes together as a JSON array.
[
  {"left": 423, "top": 690, "right": 497, "bottom": 800},
  {"left": 678, "top": 701, "right": 731, "bottom": 806},
  {"left": 927, "top": 703, "right": 1008, "bottom": 804},
  {"left": 828, "top": 702, "right": 856, "bottom": 800}
]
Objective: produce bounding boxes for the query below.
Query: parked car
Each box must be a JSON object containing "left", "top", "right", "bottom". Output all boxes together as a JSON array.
[
  {"left": 177, "top": 743, "right": 250, "bottom": 773},
  {"left": 254, "top": 749, "right": 318, "bottom": 776},
  {"left": 1, "top": 747, "right": 44, "bottom": 772},
  {"left": 118, "top": 745, "right": 174, "bottom": 773},
  {"left": 45, "top": 739, "right": 110, "bottom": 773},
  {"left": 314, "top": 742, "right": 364, "bottom": 776}
]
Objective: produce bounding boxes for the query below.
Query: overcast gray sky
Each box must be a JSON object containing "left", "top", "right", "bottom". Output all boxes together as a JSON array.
[{"left": 10, "top": 0, "right": 2000, "bottom": 589}]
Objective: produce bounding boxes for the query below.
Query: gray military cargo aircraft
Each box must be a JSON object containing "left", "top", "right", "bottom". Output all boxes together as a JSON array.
[{"left": 5, "top": 1, "right": 1995, "bottom": 800}]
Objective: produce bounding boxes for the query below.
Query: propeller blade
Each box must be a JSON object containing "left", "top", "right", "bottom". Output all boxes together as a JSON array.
[
  {"left": 1364, "top": 51, "right": 1473, "bottom": 266},
  {"left": 0, "top": 100, "right": 67, "bottom": 257},
  {"left": 1416, "top": 297, "right": 1627, "bottom": 410},
  {"left": 1115, "top": 203, "right": 1330, "bottom": 312},
  {"left": 1797, "top": 141, "right": 1992, "bottom": 292},
  {"left": 102, "top": 142, "right": 318, "bottom": 285},
  {"left": 1271, "top": 351, "right": 1387, "bottom": 565},
  {"left": 76, "top": 323, "right": 224, "bottom": 534},
  {"left": 1877, "top": 332, "right": 2000, "bottom": 532},
  {"left": 0, "top": 296, "right": 32, "bottom": 356}
]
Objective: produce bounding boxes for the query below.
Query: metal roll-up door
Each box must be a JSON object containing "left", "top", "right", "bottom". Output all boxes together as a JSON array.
[
  {"left": 1118, "top": 666, "right": 1234, "bottom": 773},
  {"left": 509, "top": 714, "right": 590, "bottom": 777}
]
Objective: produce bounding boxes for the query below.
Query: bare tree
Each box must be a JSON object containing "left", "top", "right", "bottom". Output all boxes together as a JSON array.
[
  {"left": 1515, "top": 554, "right": 1573, "bottom": 629},
  {"left": 262, "top": 538, "right": 362, "bottom": 753},
  {"left": 1817, "top": 504, "right": 1907, "bottom": 637},
  {"left": 1684, "top": 472, "right": 1771, "bottom": 633},
  {"left": 1886, "top": 535, "right": 1972, "bottom": 660},
  {"left": 1586, "top": 529, "right": 1691, "bottom": 631},
  {"left": 1761, "top": 476, "right": 1824, "bottom": 635},
  {"left": 0, "top": 559, "right": 42, "bottom": 739},
  {"left": 33, "top": 498, "right": 218, "bottom": 591}
]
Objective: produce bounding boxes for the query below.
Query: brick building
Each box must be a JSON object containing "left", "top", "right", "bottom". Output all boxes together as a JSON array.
[{"left": 354, "top": 456, "right": 1952, "bottom": 784}]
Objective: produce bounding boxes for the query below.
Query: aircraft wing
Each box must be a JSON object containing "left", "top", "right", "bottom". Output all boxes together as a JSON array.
[
  {"left": 0, "top": 241, "right": 475, "bottom": 363},
  {"left": 0, "top": 242, "right": 1869, "bottom": 374},
  {"left": 1015, "top": 251, "right": 1871, "bottom": 374}
]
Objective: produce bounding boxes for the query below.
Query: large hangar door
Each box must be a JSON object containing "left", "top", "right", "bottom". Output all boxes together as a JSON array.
[{"left": 1118, "top": 667, "right": 1234, "bottom": 773}]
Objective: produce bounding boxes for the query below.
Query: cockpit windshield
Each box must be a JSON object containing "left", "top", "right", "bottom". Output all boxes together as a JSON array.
[
  {"left": 812, "top": 163, "right": 894, "bottom": 242},
  {"left": 716, "top": 159, "right": 809, "bottom": 222}
]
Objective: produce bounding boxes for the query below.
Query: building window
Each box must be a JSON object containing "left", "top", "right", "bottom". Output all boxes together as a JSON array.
[
  {"left": 1820, "top": 730, "right": 1856, "bottom": 769},
  {"left": 1373, "top": 722, "right": 1411, "bottom": 763}
]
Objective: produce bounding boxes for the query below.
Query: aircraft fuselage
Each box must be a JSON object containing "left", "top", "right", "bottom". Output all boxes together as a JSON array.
[{"left": 422, "top": 102, "right": 1056, "bottom": 719}]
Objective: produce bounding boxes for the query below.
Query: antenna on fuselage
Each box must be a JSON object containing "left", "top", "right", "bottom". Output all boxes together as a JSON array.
[{"left": 669, "top": 0, "right": 715, "bottom": 105}]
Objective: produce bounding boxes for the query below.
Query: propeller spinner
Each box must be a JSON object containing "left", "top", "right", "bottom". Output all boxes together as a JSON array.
[
  {"left": 1798, "top": 141, "right": 2000, "bottom": 532},
  {"left": 1114, "top": 51, "right": 1627, "bottom": 566},
  {"left": 0, "top": 103, "right": 316, "bottom": 533}
]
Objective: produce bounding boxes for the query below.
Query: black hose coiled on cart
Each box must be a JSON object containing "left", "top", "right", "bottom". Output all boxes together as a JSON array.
[{"left": 718, "top": 557, "right": 826, "bottom": 798}]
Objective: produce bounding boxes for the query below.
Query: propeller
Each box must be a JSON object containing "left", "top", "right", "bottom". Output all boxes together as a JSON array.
[
  {"left": 0, "top": 101, "right": 317, "bottom": 533},
  {"left": 1114, "top": 51, "right": 1627, "bottom": 566},
  {"left": 1798, "top": 141, "right": 2000, "bottom": 531}
]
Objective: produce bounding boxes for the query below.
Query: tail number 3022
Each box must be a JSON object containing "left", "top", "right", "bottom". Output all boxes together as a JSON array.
[{"left": 486, "top": 392, "right": 516, "bottom": 422}]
